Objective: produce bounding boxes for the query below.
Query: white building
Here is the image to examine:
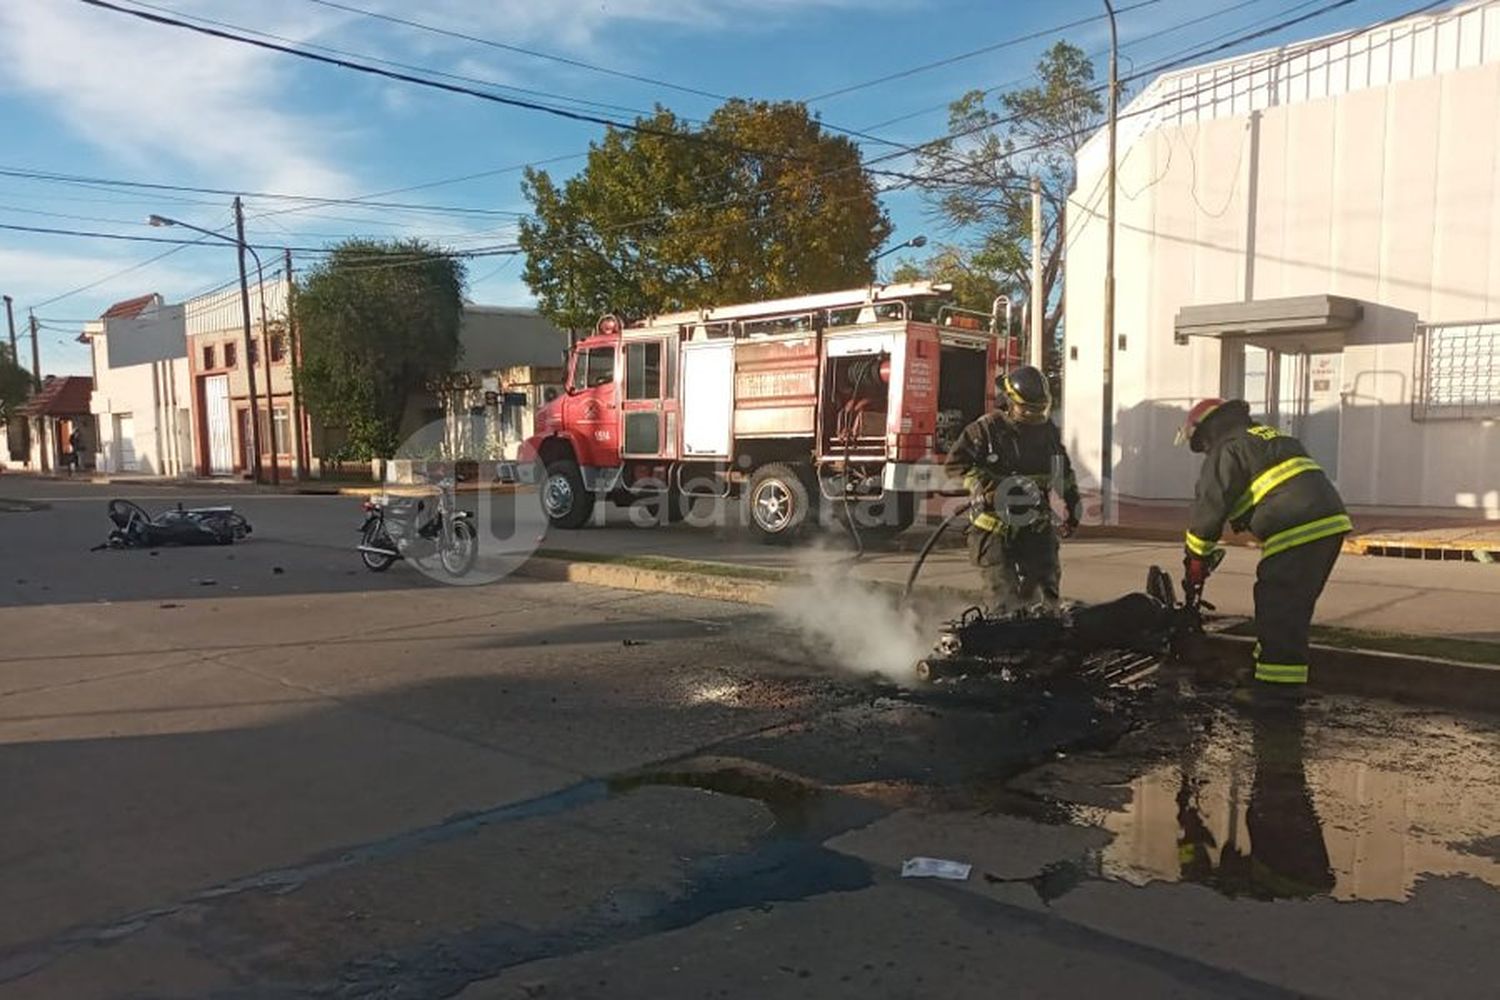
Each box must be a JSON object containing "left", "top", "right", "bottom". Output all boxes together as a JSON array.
[
  {"left": 1064, "top": 0, "right": 1500, "bottom": 521},
  {"left": 82, "top": 293, "right": 193, "bottom": 477}
]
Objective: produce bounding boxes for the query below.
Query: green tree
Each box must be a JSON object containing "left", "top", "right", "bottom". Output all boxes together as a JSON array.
[
  {"left": 520, "top": 99, "right": 892, "bottom": 329},
  {"left": 0, "top": 345, "right": 31, "bottom": 422},
  {"left": 916, "top": 42, "right": 1102, "bottom": 370},
  {"left": 294, "top": 240, "right": 465, "bottom": 459}
]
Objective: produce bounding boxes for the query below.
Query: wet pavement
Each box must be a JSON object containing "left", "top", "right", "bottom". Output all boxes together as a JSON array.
[{"left": 4, "top": 484, "right": 1500, "bottom": 996}]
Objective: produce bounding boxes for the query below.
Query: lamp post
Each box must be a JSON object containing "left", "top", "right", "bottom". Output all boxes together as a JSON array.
[
  {"left": 874, "top": 234, "right": 928, "bottom": 266},
  {"left": 150, "top": 203, "right": 279, "bottom": 484}
]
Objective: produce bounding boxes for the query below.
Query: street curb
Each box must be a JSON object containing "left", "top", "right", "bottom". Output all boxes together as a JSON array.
[
  {"left": 514, "top": 555, "right": 783, "bottom": 605},
  {"left": 1201, "top": 633, "right": 1500, "bottom": 712},
  {"left": 513, "top": 553, "right": 1500, "bottom": 709}
]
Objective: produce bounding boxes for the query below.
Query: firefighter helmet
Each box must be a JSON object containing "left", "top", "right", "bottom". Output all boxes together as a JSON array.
[
  {"left": 998, "top": 365, "right": 1052, "bottom": 424},
  {"left": 1176, "top": 398, "right": 1250, "bottom": 452}
]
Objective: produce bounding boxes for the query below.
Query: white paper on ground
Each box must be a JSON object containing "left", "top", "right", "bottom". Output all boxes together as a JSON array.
[{"left": 900, "top": 857, "right": 972, "bottom": 881}]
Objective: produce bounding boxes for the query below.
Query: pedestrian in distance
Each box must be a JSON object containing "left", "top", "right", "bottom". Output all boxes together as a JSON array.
[
  {"left": 67, "top": 426, "right": 85, "bottom": 475},
  {"left": 945, "top": 365, "right": 1082, "bottom": 614},
  {"left": 1177, "top": 398, "right": 1352, "bottom": 696}
]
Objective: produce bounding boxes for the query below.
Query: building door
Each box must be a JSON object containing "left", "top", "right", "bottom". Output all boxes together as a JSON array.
[
  {"left": 203, "top": 374, "right": 233, "bottom": 475},
  {"left": 1237, "top": 346, "right": 1341, "bottom": 482},
  {"left": 114, "top": 413, "right": 138, "bottom": 472}
]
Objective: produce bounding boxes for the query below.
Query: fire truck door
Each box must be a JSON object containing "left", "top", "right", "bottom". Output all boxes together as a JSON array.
[
  {"left": 622, "top": 338, "right": 674, "bottom": 458},
  {"left": 564, "top": 342, "right": 621, "bottom": 468}
]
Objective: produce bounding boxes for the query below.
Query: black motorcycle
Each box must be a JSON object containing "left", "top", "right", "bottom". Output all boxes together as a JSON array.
[
  {"left": 357, "top": 479, "right": 477, "bottom": 577},
  {"left": 103, "top": 498, "right": 252, "bottom": 548}
]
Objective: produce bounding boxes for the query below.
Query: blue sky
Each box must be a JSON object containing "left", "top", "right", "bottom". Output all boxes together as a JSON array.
[{"left": 0, "top": 0, "right": 1432, "bottom": 374}]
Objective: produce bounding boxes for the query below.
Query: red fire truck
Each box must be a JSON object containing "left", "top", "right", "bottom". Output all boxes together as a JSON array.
[{"left": 521, "top": 281, "right": 1018, "bottom": 543}]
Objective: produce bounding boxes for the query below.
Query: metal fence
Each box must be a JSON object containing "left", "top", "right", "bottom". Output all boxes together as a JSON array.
[{"left": 1413, "top": 320, "right": 1500, "bottom": 421}]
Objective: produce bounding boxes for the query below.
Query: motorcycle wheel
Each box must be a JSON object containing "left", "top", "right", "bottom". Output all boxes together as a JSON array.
[
  {"left": 360, "top": 521, "right": 397, "bottom": 572},
  {"left": 440, "top": 518, "right": 478, "bottom": 577}
]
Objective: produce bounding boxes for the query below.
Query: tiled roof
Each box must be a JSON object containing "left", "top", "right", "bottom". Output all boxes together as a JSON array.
[
  {"left": 101, "top": 293, "right": 160, "bottom": 320},
  {"left": 20, "top": 376, "right": 94, "bottom": 417}
]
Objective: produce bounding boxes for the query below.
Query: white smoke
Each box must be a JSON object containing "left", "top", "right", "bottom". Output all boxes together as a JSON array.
[{"left": 773, "top": 551, "right": 931, "bottom": 684}]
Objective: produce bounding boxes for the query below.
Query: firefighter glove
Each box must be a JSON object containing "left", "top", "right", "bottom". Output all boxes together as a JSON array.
[
  {"left": 1059, "top": 511, "right": 1079, "bottom": 539},
  {"left": 1182, "top": 547, "right": 1225, "bottom": 588}
]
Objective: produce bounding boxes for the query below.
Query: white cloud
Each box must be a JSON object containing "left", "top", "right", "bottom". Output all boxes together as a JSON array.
[
  {"left": 0, "top": 245, "right": 214, "bottom": 312},
  {"left": 0, "top": 0, "right": 352, "bottom": 198}
]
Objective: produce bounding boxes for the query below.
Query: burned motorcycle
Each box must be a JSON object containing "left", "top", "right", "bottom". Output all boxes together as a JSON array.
[
  {"left": 100, "top": 498, "right": 252, "bottom": 548},
  {"left": 914, "top": 566, "right": 1205, "bottom": 684},
  {"left": 357, "top": 480, "right": 477, "bottom": 577}
]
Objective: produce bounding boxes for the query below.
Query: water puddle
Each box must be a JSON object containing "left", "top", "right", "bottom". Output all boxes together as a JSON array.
[{"left": 1006, "top": 698, "right": 1500, "bottom": 902}]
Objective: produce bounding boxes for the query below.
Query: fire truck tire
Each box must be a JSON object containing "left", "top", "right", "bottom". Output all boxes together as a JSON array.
[
  {"left": 541, "top": 459, "right": 595, "bottom": 529},
  {"left": 747, "top": 463, "right": 813, "bottom": 544}
]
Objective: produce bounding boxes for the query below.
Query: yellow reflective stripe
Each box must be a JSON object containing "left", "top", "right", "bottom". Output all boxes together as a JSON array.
[
  {"left": 1184, "top": 531, "right": 1219, "bottom": 557},
  {"left": 1255, "top": 661, "right": 1309, "bottom": 684},
  {"left": 963, "top": 471, "right": 982, "bottom": 489},
  {"left": 971, "top": 511, "right": 1001, "bottom": 533},
  {"left": 1261, "top": 513, "right": 1354, "bottom": 559},
  {"left": 1229, "top": 456, "right": 1322, "bottom": 521}
]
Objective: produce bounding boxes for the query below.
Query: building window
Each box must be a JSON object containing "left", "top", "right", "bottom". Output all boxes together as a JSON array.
[
  {"left": 203, "top": 344, "right": 216, "bottom": 369},
  {"left": 1414, "top": 321, "right": 1500, "bottom": 421},
  {"left": 270, "top": 333, "right": 287, "bottom": 363},
  {"left": 248, "top": 338, "right": 259, "bottom": 366},
  {"left": 224, "top": 341, "right": 237, "bottom": 368},
  {"left": 272, "top": 406, "right": 291, "bottom": 452}
]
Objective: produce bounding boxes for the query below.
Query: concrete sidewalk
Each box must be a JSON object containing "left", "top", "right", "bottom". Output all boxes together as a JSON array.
[{"left": 538, "top": 517, "right": 1500, "bottom": 644}]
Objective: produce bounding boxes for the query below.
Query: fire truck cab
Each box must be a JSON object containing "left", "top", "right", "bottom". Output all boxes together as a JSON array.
[{"left": 523, "top": 281, "right": 1016, "bottom": 543}]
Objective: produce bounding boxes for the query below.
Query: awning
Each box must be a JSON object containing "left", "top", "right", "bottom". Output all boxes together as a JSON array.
[{"left": 1174, "top": 295, "right": 1363, "bottom": 353}]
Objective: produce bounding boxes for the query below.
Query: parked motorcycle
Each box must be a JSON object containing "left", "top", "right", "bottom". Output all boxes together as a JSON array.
[
  {"left": 101, "top": 498, "right": 252, "bottom": 548},
  {"left": 357, "top": 479, "right": 477, "bottom": 577}
]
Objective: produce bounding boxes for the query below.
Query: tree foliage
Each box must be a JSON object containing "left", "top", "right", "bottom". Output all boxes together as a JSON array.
[
  {"left": 520, "top": 100, "right": 892, "bottom": 329},
  {"left": 916, "top": 42, "right": 1102, "bottom": 370},
  {"left": 294, "top": 241, "right": 465, "bottom": 459},
  {"left": 0, "top": 345, "right": 31, "bottom": 422},
  {"left": 890, "top": 244, "right": 1010, "bottom": 316}
]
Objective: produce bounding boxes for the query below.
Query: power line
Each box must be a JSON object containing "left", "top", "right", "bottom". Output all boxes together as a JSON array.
[
  {"left": 0, "top": 166, "right": 530, "bottom": 217},
  {"left": 73, "top": 0, "right": 933, "bottom": 188},
  {"left": 805, "top": 0, "right": 1166, "bottom": 103},
  {"left": 0, "top": 221, "right": 515, "bottom": 258},
  {"left": 857, "top": 0, "right": 1282, "bottom": 135},
  {"left": 119, "top": 0, "right": 675, "bottom": 124},
  {"left": 303, "top": 0, "right": 731, "bottom": 103}
]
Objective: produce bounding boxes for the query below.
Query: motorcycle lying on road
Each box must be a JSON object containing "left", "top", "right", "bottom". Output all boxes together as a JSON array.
[
  {"left": 357, "top": 479, "right": 478, "bottom": 577},
  {"left": 99, "top": 498, "right": 252, "bottom": 548}
]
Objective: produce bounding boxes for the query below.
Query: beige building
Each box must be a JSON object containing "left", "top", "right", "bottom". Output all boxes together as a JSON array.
[{"left": 1064, "top": 0, "right": 1500, "bottom": 520}]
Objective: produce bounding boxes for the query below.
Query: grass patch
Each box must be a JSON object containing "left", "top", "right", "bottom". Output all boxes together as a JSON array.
[
  {"left": 1224, "top": 621, "right": 1500, "bottom": 666},
  {"left": 534, "top": 548, "right": 791, "bottom": 583}
]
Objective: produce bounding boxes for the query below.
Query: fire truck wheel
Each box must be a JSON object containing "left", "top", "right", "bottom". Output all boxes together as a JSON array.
[
  {"left": 541, "top": 459, "right": 595, "bottom": 529},
  {"left": 748, "top": 463, "right": 812, "bottom": 544}
]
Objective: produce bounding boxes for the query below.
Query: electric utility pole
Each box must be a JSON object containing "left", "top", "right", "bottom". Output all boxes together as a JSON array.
[
  {"left": 233, "top": 196, "right": 264, "bottom": 483},
  {"left": 1101, "top": 0, "right": 1120, "bottom": 525}
]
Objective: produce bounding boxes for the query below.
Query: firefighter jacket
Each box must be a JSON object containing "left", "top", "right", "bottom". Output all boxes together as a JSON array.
[
  {"left": 1185, "top": 424, "right": 1351, "bottom": 561},
  {"left": 945, "top": 411, "right": 1080, "bottom": 536}
]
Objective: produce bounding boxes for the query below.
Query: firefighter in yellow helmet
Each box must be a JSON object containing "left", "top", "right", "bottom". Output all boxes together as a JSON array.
[
  {"left": 945, "top": 366, "right": 1081, "bottom": 612},
  {"left": 1178, "top": 398, "right": 1352, "bottom": 692}
]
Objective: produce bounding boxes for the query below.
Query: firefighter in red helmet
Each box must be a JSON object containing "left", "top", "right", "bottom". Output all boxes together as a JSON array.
[
  {"left": 1178, "top": 398, "right": 1352, "bottom": 691},
  {"left": 946, "top": 366, "right": 1081, "bottom": 612}
]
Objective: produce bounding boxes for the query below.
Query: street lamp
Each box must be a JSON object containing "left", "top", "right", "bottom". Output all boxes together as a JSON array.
[
  {"left": 150, "top": 203, "right": 278, "bottom": 484},
  {"left": 874, "top": 234, "right": 928, "bottom": 263}
]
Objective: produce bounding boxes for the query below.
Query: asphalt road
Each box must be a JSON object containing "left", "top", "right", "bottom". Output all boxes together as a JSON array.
[{"left": 3, "top": 479, "right": 1500, "bottom": 998}]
